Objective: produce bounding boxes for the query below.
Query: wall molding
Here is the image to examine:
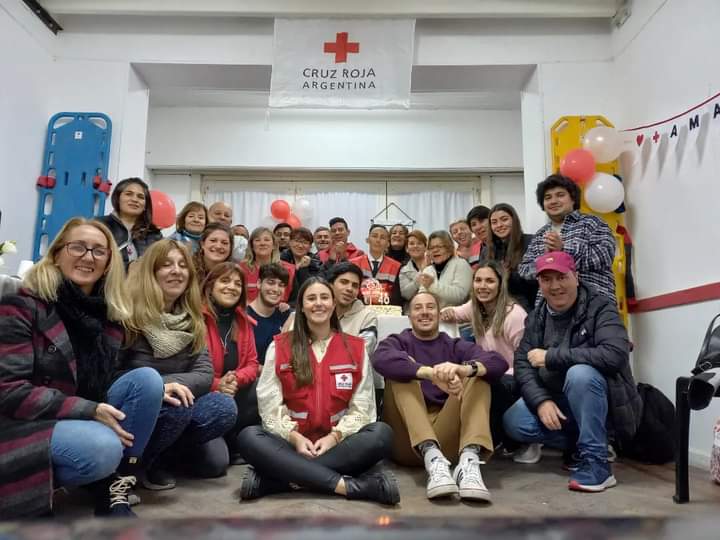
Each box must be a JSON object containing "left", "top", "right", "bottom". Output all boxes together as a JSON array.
[{"left": 629, "top": 283, "right": 720, "bottom": 313}]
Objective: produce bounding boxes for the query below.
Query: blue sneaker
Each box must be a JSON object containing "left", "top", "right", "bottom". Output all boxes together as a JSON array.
[{"left": 568, "top": 457, "right": 617, "bottom": 492}]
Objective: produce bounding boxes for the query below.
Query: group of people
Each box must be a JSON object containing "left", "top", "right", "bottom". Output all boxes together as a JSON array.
[{"left": 0, "top": 173, "right": 641, "bottom": 520}]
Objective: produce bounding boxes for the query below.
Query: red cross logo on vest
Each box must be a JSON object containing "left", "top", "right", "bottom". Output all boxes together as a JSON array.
[{"left": 324, "top": 32, "right": 360, "bottom": 63}]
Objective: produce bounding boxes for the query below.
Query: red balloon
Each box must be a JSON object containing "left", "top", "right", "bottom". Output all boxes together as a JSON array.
[
  {"left": 270, "top": 199, "right": 291, "bottom": 220},
  {"left": 286, "top": 213, "right": 302, "bottom": 229},
  {"left": 560, "top": 148, "right": 596, "bottom": 184},
  {"left": 149, "top": 190, "right": 176, "bottom": 229}
]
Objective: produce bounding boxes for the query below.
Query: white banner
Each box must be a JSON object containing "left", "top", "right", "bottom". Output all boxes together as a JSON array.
[{"left": 270, "top": 18, "right": 415, "bottom": 109}]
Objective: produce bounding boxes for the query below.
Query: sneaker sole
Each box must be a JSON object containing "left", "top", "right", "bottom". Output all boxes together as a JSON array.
[
  {"left": 568, "top": 475, "right": 617, "bottom": 493},
  {"left": 513, "top": 456, "right": 542, "bottom": 464},
  {"left": 427, "top": 482, "right": 459, "bottom": 499},
  {"left": 458, "top": 487, "right": 492, "bottom": 502},
  {"left": 141, "top": 479, "right": 176, "bottom": 491}
]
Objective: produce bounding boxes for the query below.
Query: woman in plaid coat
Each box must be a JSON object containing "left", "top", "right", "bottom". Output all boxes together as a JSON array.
[{"left": 0, "top": 218, "right": 163, "bottom": 519}]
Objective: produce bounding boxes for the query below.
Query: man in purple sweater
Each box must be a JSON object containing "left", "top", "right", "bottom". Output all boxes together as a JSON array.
[{"left": 373, "top": 291, "right": 507, "bottom": 502}]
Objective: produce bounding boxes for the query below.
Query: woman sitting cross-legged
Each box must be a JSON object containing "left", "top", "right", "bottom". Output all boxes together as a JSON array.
[
  {"left": 118, "top": 239, "right": 238, "bottom": 490},
  {"left": 0, "top": 218, "right": 164, "bottom": 519},
  {"left": 237, "top": 277, "right": 400, "bottom": 505},
  {"left": 201, "top": 262, "right": 261, "bottom": 464}
]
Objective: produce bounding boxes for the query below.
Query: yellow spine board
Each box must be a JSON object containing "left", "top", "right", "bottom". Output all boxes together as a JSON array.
[{"left": 550, "top": 116, "right": 628, "bottom": 326}]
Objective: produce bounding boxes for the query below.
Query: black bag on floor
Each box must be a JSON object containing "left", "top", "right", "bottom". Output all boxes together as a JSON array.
[{"left": 621, "top": 383, "right": 675, "bottom": 465}]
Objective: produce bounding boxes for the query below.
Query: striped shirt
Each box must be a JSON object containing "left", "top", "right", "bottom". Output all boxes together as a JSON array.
[{"left": 518, "top": 211, "right": 617, "bottom": 302}]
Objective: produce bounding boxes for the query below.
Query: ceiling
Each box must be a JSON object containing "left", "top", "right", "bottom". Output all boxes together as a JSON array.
[{"left": 38, "top": 1, "right": 614, "bottom": 110}]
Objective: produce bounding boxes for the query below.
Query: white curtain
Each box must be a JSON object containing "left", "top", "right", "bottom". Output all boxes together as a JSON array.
[
  {"left": 205, "top": 184, "right": 475, "bottom": 242},
  {"left": 205, "top": 189, "right": 380, "bottom": 244},
  {"left": 389, "top": 190, "right": 474, "bottom": 236}
]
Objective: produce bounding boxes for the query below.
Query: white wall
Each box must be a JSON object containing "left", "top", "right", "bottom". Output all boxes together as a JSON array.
[
  {"left": 0, "top": 2, "right": 55, "bottom": 268},
  {"left": 613, "top": 0, "right": 720, "bottom": 466},
  {"left": 146, "top": 107, "right": 523, "bottom": 170}
]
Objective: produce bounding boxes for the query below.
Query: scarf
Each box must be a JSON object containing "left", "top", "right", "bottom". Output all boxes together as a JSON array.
[
  {"left": 143, "top": 310, "right": 195, "bottom": 358},
  {"left": 55, "top": 279, "right": 115, "bottom": 402}
]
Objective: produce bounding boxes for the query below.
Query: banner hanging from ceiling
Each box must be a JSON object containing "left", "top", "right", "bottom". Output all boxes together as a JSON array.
[{"left": 270, "top": 18, "right": 415, "bottom": 109}]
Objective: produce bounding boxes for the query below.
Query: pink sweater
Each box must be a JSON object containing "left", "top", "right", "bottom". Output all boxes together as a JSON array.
[{"left": 450, "top": 302, "right": 527, "bottom": 373}]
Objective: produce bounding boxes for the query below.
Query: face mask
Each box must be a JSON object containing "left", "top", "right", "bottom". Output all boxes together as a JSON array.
[{"left": 232, "top": 235, "right": 248, "bottom": 262}]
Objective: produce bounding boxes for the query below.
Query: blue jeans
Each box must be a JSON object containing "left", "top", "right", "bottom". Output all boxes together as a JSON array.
[
  {"left": 143, "top": 391, "right": 237, "bottom": 468},
  {"left": 50, "top": 367, "right": 164, "bottom": 487},
  {"left": 503, "top": 364, "right": 609, "bottom": 459}
]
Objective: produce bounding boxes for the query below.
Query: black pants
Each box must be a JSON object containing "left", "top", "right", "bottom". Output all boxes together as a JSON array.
[
  {"left": 225, "top": 380, "right": 261, "bottom": 453},
  {"left": 490, "top": 374, "right": 520, "bottom": 451},
  {"left": 237, "top": 422, "right": 393, "bottom": 494}
]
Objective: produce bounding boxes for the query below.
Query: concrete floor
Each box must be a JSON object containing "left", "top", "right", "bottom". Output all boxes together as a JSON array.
[{"left": 52, "top": 450, "right": 720, "bottom": 521}]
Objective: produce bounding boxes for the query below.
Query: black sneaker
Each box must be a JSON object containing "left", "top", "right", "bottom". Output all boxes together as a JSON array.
[
  {"left": 141, "top": 468, "right": 176, "bottom": 491},
  {"left": 239, "top": 466, "right": 288, "bottom": 501},
  {"left": 345, "top": 470, "right": 400, "bottom": 506},
  {"left": 93, "top": 475, "right": 138, "bottom": 518}
]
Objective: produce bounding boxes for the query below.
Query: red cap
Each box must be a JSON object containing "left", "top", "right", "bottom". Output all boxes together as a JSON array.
[{"left": 535, "top": 251, "right": 576, "bottom": 274}]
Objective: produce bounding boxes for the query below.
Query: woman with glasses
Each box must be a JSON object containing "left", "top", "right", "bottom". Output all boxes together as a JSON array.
[
  {"left": 0, "top": 218, "right": 164, "bottom": 518},
  {"left": 280, "top": 227, "right": 322, "bottom": 306},
  {"left": 98, "top": 177, "right": 163, "bottom": 270},
  {"left": 118, "top": 239, "right": 237, "bottom": 490},
  {"left": 417, "top": 230, "right": 473, "bottom": 309}
]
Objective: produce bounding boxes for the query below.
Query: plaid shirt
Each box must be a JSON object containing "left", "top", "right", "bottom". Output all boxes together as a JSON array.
[{"left": 519, "top": 211, "right": 617, "bottom": 302}]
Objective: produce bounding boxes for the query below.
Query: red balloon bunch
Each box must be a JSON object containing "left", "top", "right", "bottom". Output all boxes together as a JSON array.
[{"left": 270, "top": 199, "right": 301, "bottom": 228}]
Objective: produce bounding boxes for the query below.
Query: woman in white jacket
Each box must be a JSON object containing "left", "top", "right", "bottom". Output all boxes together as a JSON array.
[{"left": 417, "top": 230, "right": 472, "bottom": 309}]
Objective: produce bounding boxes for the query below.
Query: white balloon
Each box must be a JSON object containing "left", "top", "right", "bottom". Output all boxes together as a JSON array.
[
  {"left": 292, "top": 198, "right": 314, "bottom": 221},
  {"left": 583, "top": 126, "right": 624, "bottom": 164},
  {"left": 260, "top": 215, "right": 276, "bottom": 228},
  {"left": 584, "top": 173, "right": 625, "bottom": 214}
]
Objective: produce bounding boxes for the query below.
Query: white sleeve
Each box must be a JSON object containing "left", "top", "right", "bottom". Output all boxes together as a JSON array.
[
  {"left": 256, "top": 342, "right": 298, "bottom": 440},
  {"left": 334, "top": 349, "right": 376, "bottom": 440}
]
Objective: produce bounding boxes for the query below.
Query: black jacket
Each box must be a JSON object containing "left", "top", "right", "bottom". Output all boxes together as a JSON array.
[
  {"left": 97, "top": 214, "right": 163, "bottom": 268},
  {"left": 513, "top": 283, "right": 641, "bottom": 445},
  {"left": 280, "top": 250, "right": 323, "bottom": 306},
  {"left": 481, "top": 234, "right": 538, "bottom": 312}
]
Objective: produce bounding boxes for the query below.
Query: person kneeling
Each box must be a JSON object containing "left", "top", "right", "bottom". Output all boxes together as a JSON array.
[
  {"left": 237, "top": 277, "right": 399, "bottom": 505},
  {"left": 503, "top": 252, "right": 640, "bottom": 493},
  {"left": 373, "top": 291, "right": 507, "bottom": 502}
]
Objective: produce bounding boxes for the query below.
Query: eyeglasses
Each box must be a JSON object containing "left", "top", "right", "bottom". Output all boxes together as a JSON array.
[{"left": 65, "top": 242, "right": 109, "bottom": 259}]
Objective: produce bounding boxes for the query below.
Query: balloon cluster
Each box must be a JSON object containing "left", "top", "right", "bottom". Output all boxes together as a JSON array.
[
  {"left": 559, "top": 126, "right": 626, "bottom": 214},
  {"left": 265, "top": 198, "right": 314, "bottom": 229}
]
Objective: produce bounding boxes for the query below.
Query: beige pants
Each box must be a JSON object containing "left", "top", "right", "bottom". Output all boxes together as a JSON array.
[{"left": 383, "top": 377, "right": 493, "bottom": 466}]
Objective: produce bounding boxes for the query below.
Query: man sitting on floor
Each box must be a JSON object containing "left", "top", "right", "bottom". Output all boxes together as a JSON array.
[
  {"left": 503, "top": 251, "right": 640, "bottom": 493},
  {"left": 373, "top": 291, "right": 507, "bottom": 502}
]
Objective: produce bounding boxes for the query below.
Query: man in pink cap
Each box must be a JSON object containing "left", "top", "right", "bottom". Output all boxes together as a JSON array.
[{"left": 503, "top": 252, "right": 640, "bottom": 493}]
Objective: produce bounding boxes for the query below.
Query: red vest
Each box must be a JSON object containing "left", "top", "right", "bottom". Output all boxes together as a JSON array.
[
  {"left": 350, "top": 255, "right": 401, "bottom": 306},
  {"left": 273, "top": 332, "right": 365, "bottom": 442}
]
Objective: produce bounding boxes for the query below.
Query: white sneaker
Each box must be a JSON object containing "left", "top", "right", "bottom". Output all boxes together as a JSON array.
[
  {"left": 453, "top": 459, "right": 491, "bottom": 502},
  {"left": 426, "top": 457, "right": 459, "bottom": 499},
  {"left": 513, "top": 443, "right": 543, "bottom": 464}
]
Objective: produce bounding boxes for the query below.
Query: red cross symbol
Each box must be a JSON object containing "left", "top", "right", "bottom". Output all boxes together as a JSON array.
[
  {"left": 652, "top": 131, "right": 660, "bottom": 143},
  {"left": 340, "top": 374, "right": 349, "bottom": 382},
  {"left": 323, "top": 32, "right": 359, "bottom": 63}
]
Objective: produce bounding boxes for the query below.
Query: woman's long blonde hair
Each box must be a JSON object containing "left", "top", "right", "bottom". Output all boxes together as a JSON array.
[
  {"left": 23, "top": 217, "right": 130, "bottom": 321},
  {"left": 471, "top": 261, "right": 517, "bottom": 339},
  {"left": 243, "top": 227, "right": 280, "bottom": 270},
  {"left": 125, "top": 239, "right": 206, "bottom": 353}
]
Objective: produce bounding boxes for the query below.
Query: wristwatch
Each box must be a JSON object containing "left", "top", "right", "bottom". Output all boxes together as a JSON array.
[{"left": 467, "top": 362, "right": 479, "bottom": 378}]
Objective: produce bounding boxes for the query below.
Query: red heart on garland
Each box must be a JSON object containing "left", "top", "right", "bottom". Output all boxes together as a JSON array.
[{"left": 636, "top": 134, "right": 644, "bottom": 146}]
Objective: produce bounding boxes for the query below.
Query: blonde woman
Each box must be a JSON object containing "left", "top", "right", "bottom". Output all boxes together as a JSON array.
[
  {"left": 119, "top": 239, "right": 237, "bottom": 490},
  {"left": 0, "top": 218, "right": 163, "bottom": 518},
  {"left": 239, "top": 227, "right": 295, "bottom": 304},
  {"left": 418, "top": 230, "right": 472, "bottom": 309}
]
